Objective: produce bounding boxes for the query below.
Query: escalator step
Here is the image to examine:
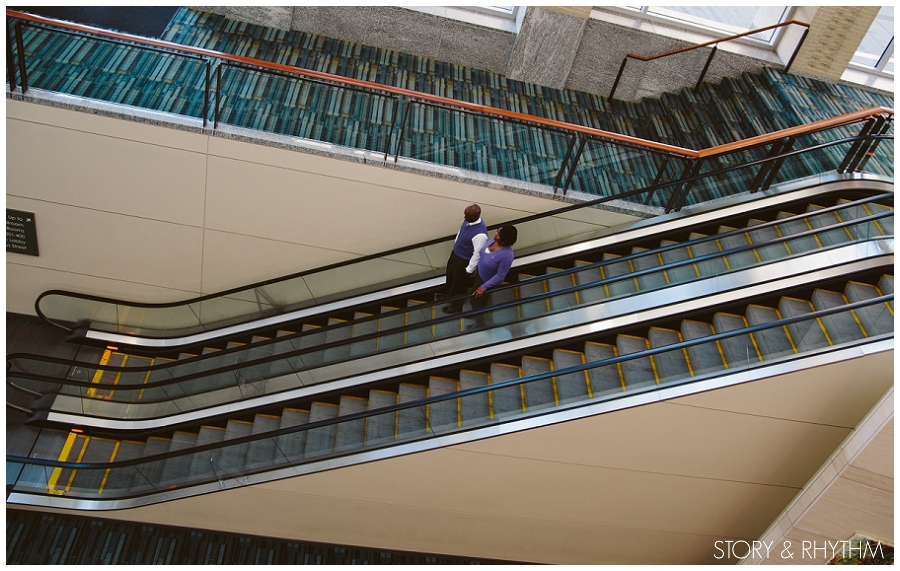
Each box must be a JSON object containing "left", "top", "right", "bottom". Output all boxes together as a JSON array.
[
  {"left": 103, "top": 440, "right": 144, "bottom": 495},
  {"left": 159, "top": 431, "right": 198, "bottom": 489},
  {"left": 69, "top": 437, "right": 117, "bottom": 496},
  {"left": 811, "top": 289, "right": 864, "bottom": 345},
  {"left": 274, "top": 408, "right": 310, "bottom": 462},
  {"left": 688, "top": 233, "right": 727, "bottom": 277},
  {"left": 142, "top": 436, "right": 171, "bottom": 457},
  {"left": 776, "top": 212, "right": 821, "bottom": 255},
  {"left": 488, "top": 285, "right": 520, "bottom": 326},
  {"left": 584, "top": 341, "right": 623, "bottom": 396},
  {"left": 322, "top": 318, "right": 352, "bottom": 363},
  {"left": 365, "top": 390, "right": 399, "bottom": 446},
  {"left": 459, "top": 370, "right": 491, "bottom": 427},
  {"left": 245, "top": 414, "right": 280, "bottom": 469},
  {"left": 349, "top": 312, "right": 378, "bottom": 357},
  {"left": 335, "top": 396, "right": 368, "bottom": 453},
  {"left": 304, "top": 402, "right": 339, "bottom": 459},
  {"left": 712, "top": 312, "right": 761, "bottom": 366},
  {"left": 716, "top": 226, "right": 758, "bottom": 271},
  {"left": 397, "top": 383, "right": 428, "bottom": 439},
  {"left": 186, "top": 426, "right": 227, "bottom": 478},
  {"left": 552, "top": 348, "right": 590, "bottom": 404},
  {"left": 680, "top": 319, "right": 726, "bottom": 375},
  {"left": 517, "top": 273, "right": 550, "bottom": 318},
  {"left": 573, "top": 260, "right": 606, "bottom": 304},
  {"left": 745, "top": 305, "right": 796, "bottom": 359},
  {"left": 521, "top": 356, "right": 556, "bottom": 412},
  {"left": 616, "top": 334, "right": 657, "bottom": 390},
  {"left": 778, "top": 297, "right": 831, "bottom": 351},
  {"left": 746, "top": 219, "right": 789, "bottom": 261},
  {"left": 547, "top": 267, "right": 578, "bottom": 312},
  {"left": 404, "top": 300, "right": 432, "bottom": 346},
  {"left": 845, "top": 280, "right": 894, "bottom": 336},
  {"left": 631, "top": 247, "right": 667, "bottom": 291},
  {"left": 658, "top": 240, "right": 698, "bottom": 284},
  {"left": 805, "top": 204, "right": 854, "bottom": 247},
  {"left": 865, "top": 202, "right": 894, "bottom": 236},
  {"left": 601, "top": 253, "right": 637, "bottom": 298},
  {"left": 879, "top": 275, "right": 893, "bottom": 297},
  {"left": 427, "top": 377, "right": 460, "bottom": 433},
  {"left": 489, "top": 363, "right": 524, "bottom": 419},
  {"left": 648, "top": 327, "right": 691, "bottom": 384},
  {"left": 377, "top": 306, "right": 405, "bottom": 351}
]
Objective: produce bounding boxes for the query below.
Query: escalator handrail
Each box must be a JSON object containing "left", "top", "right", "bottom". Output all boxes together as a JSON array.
[
  {"left": 32, "top": 128, "right": 894, "bottom": 337},
  {"left": 9, "top": 205, "right": 894, "bottom": 390},
  {"left": 8, "top": 293, "right": 894, "bottom": 474}
]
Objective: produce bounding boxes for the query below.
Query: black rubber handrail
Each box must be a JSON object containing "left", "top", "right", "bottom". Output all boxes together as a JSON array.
[
  {"left": 8, "top": 293, "right": 894, "bottom": 473},
  {"left": 8, "top": 204, "right": 893, "bottom": 393}
]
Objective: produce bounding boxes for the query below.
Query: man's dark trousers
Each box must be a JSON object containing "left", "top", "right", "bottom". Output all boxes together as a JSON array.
[{"left": 443, "top": 252, "right": 472, "bottom": 311}]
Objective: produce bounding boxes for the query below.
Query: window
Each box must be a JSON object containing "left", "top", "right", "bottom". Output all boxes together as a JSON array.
[
  {"left": 620, "top": 6, "right": 791, "bottom": 44},
  {"left": 850, "top": 6, "right": 893, "bottom": 75}
]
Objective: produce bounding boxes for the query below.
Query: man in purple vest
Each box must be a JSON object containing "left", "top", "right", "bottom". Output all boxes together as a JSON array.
[{"left": 440, "top": 203, "right": 488, "bottom": 313}]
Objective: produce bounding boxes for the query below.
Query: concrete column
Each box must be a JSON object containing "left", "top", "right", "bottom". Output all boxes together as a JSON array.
[
  {"left": 191, "top": 6, "right": 294, "bottom": 31},
  {"left": 789, "top": 6, "right": 880, "bottom": 80},
  {"left": 505, "top": 6, "right": 590, "bottom": 90}
]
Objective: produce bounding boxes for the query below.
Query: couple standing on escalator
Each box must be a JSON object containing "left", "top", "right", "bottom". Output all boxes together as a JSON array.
[{"left": 438, "top": 203, "right": 518, "bottom": 327}]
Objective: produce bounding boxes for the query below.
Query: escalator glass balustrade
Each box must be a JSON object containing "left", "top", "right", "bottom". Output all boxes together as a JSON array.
[{"left": 7, "top": 281, "right": 894, "bottom": 506}]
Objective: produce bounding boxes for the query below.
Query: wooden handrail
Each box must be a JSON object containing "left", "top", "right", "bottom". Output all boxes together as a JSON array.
[
  {"left": 700, "top": 106, "right": 894, "bottom": 158},
  {"left": 626, "top": 20, "right": 810, "bottom": 62},
  {"left": 6, "top": 10, "right": 893, "bottom": 162}
]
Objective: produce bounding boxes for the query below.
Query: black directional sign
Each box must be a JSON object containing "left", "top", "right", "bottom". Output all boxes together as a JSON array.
[{"left": 7, "top": 209, "right": 39, "bottom": 256}]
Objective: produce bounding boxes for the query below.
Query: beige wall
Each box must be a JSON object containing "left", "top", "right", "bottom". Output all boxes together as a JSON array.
[{"left": 6, "top": 100, "right": 639, "bottom": 316}]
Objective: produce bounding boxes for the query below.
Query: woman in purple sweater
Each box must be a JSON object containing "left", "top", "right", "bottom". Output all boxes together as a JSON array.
[{"left": 470, "top": 225, "right": 518, "bottom": 327}]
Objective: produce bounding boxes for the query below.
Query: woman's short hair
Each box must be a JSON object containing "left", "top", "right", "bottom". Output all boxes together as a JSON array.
[{"left": 498, "top": 225, "right": 518, "bottom": 246}]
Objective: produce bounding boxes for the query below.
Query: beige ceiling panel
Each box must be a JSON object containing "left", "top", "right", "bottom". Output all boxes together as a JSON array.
[
  {"left": 205, "top": 156, "right": 471, "bottom": 253},
  {"left": 107, "top": 479, "right": 744, "bottom": 564},
  {"left": 5, "top": 198, "right": 203, "bottom": 293},
  {"left": 7, "top": 118, "right": 207, "bottom": 227},
  {"left": 6, "top": 99, "right": 209, "bottom": 152},
  {"left": 455, "top": 400, "right": 852, "bottom": 488},
  {"left": 206, "top": 136, "right": 565, "bottom": 211},
  {"left": 200, "top": 229, "right": 357, "bottom": 295},
  {"left": 5, "top": 263, "right": 198, "bottom": 317},
  {"left": 257, "top": 445, "right": 796, "bottom": 539},
  {"left": 669, "top": 354, "right": 894, "bottom": 428}
]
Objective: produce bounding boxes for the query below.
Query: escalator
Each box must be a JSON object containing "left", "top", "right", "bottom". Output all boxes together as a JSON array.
[
  {"left": 10, "top": 178, "right": 893, "bottom": 427},
  {"left": 6, "top": 177, "right": 893, "bottom": 510}
]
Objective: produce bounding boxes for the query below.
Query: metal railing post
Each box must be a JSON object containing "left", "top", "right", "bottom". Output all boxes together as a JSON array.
[
  {"left": 666, "top": 160, "right": 701, "bottom": 213},
  {"left": 552, "top": 134, "right": 579, "bottom": 195},
  {"left": 608, "top": 57, "right": 630, "bottom": 100},
  {"left": 14, "top": 21, "right": 27, "bottom": 94},
  {"left": 837, "top": 118, "right": 875, "bottom": 173},
  {"left": 393, "top": 98, "right": 414, "bottom": 164},
  {"left": 854, "top": 118, "right": 892, "bottom": 173},
  {"left": 784, "top": 27, "right": 809, "bottom": 73},
  {"left": 645, "top": 156, "right": 672, "bottom": 205},
  {"left": 561, "top": 136, "right": 589, "bottom": 196},
  {"left": 383, "top": 96, "right": 403, "bottom": 163},
  {"left": 6, "top": 18, "right": 17, "bottom": 90},
  {"left": 760, "top": 137, "right": 794, "bottom": 191},
  {"left": 694, "top": 45, "right": 717, "bottom": 90},
  {"left": 202, "top": 59, "right": 210, "bottom": 129},
  {"left": 214, "top": 63, "right": 222, "bottom": 129}
]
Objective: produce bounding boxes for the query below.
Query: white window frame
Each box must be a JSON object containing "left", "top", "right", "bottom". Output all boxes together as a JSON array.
[{"left": 604, "top": 6, "right": 795, "bottom": 48}]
